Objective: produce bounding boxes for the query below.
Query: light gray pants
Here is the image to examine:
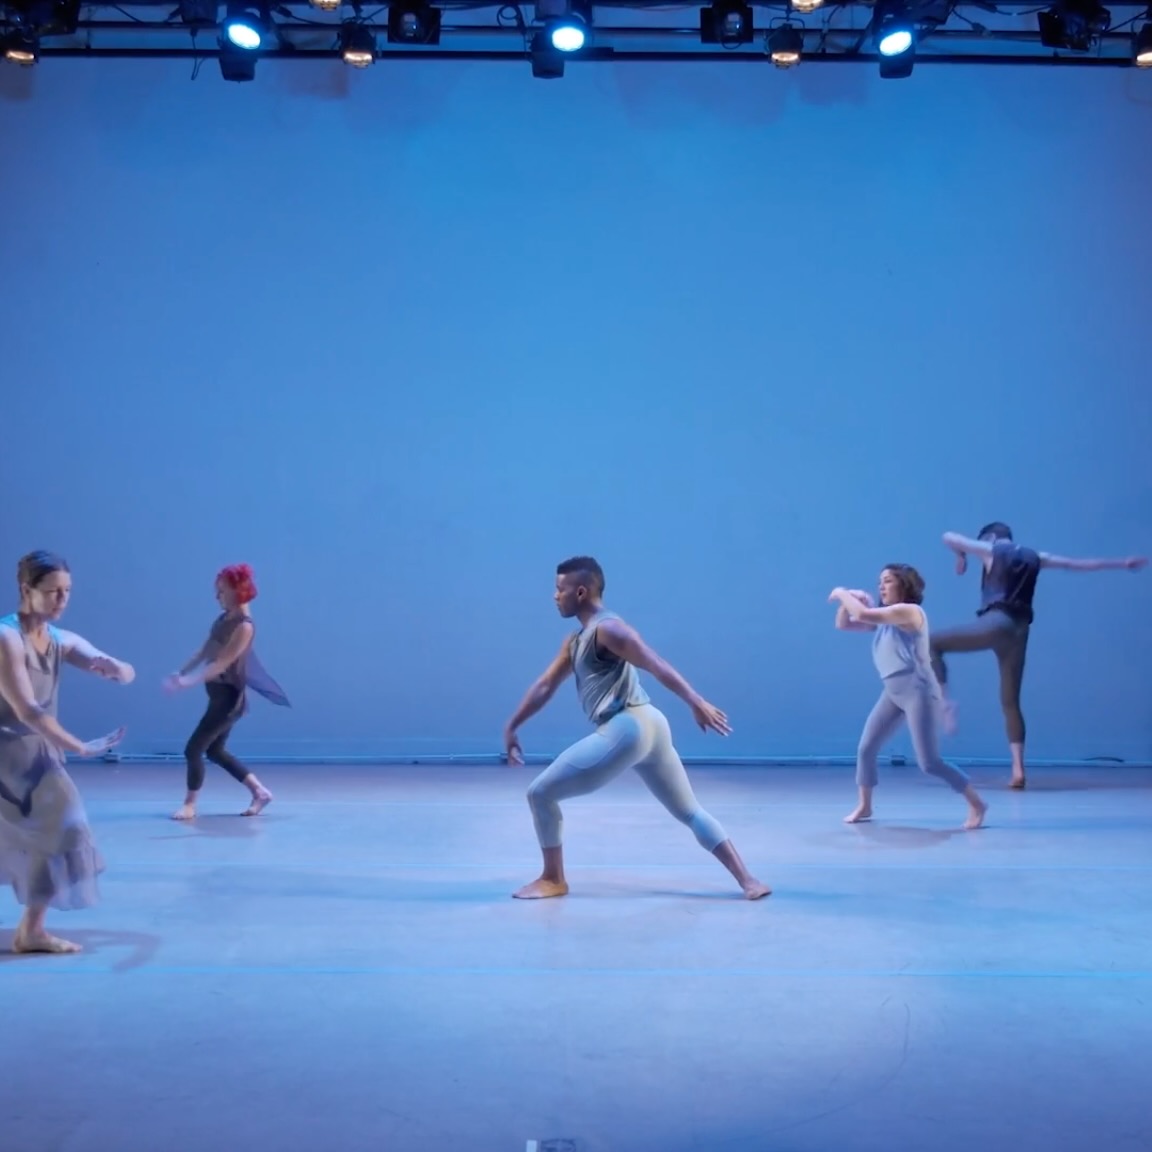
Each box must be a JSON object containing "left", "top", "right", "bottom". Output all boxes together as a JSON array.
[
  {"left": 857, "top": 673, "right": 970, "bottom": 793},
  {"left": 526, "top": 703, "right": 728, "bottom": 851}
]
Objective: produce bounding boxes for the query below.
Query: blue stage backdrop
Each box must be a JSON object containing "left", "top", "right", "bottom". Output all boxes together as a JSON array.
[{"left": 2, "top": 60, "right": 1149, "bottom": 764}]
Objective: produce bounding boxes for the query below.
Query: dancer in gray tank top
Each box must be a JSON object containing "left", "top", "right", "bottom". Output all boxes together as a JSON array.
[
  {"left": 831, "top": 564, "right": 988, "bottom": 830},
  {"left": 0, "top": 551, "right": 131, "bottom": 955},
  {"left": 163, "top": 563, "right": 289, "bottom": 821},
  {"left": 503, "top": 556, "right": 770, "bottom": 901}
]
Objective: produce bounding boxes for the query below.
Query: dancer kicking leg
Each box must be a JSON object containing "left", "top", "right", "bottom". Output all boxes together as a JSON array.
[{"left": 935, "top": 522, "right": 1145, "bottom": 789}]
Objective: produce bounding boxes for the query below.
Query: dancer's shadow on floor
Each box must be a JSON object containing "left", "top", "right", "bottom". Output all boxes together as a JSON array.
[
  {"left": 0, "top": 928, "right": 162, "bottom": 970},
  {"left": 847, "top": 823, "right": 963, "bottom": 848},
  {"left": 146, "top": 813, "right": 281, "bottom": 841}
]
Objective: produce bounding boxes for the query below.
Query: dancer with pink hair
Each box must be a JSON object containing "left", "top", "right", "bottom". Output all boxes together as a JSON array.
[{"left": 164, "top": 564, "right": 289, "bottom": 821}]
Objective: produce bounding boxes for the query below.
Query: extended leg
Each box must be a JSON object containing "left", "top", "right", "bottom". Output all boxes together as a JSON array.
[
  {"left": 516, "top": 717, "right": 642, "bottom": 899},
  {"left": 899, "top": 684, "right": 987, "bottom": 830},
  {"left": 847, "top": 691, "right": 904, "bottom": 823},
  {"left": 205, "top": 730, "right": 273, "bottom": 815},
  {"left": 929, "top": 616, "right": 1011, "bottom": 733},
  {"left": 631, "top": 711, "right": 770, "bottom": 899}
]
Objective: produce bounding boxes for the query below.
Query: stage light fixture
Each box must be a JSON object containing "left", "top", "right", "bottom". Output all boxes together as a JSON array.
[
  {"left": 387, "top": 1, "right": 441, "bottom": 44},
  {"left": 1037, "top": 0, "right": 1111, "bottom": 50},
  {"left": 340, "top": 20, "right": 376, "bottom": 65},
  {"left": 700, "top": 1, "right": 754, "bottom": 45},
  {"left": 768, "top": 22, "right": 803, "bottom": 65}
]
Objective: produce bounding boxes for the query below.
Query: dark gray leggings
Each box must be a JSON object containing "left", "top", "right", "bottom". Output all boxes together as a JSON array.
[
  {"left": 857, "top": 674, "right": 970, "bottom": 792},
  {"left": 928, "top": 609, "right": 1030, "bottom": 744},
  {"left": 184, "top": 683, "right": 251, "bottom": 792}
]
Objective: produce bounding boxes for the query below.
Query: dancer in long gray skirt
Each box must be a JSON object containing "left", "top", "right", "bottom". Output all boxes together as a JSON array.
[
  {"left": 831, "top": 565, "right": 987, "bottom": 830},
  {"left": 0, "top": 551, "right": 131, "bottom": 954}
]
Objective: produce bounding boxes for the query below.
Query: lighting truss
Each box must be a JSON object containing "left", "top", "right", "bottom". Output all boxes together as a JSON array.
[{"left": 2, "top": 0, "right": 1150, "bottom": 67}]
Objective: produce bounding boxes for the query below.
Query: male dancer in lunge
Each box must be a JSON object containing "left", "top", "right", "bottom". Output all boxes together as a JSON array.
[{"left": 503, "top": 556, "right": 770, "bottom": 901}]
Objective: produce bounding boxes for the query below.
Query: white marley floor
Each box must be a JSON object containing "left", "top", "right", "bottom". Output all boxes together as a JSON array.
[{"left": 2, "top": 762, "right": 1151, "bottom": 1152}]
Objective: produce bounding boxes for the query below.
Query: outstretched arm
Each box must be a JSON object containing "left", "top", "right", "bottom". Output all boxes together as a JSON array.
[
  {"left": 595, "top": 618, "right": 704, "bottom": 710},
  {"left": 942, "top": 532, "right": 993, "bottom": 557},
  {"left": 171, "top": 622, "right": 254, "bottom": 689},
  {"left": 942, "top": 531, "right": 994, "bottom": 576},
  {"left": 829, "top": 588, "right": 924, "bottom": 631},
  {"left": 502, "top": 638, "right": 574, "bottom": 761},
  {"left": 57, "top": 629, "right": 136, "bottom": 684},
  {"left": 1039, "top": 551, "right": 1147, "bottom": 572},
  {"left": 504, "top": 638, "right": 573, "bottom": 733},
  {"left": 175, "top": 641, "right": 209, "bottom": 677},
  {"left": 594, "top": 617, "right": 732, "bottom": 736},
  {"left": 0, "top": 631, "right": 97, "bottom": 755}
]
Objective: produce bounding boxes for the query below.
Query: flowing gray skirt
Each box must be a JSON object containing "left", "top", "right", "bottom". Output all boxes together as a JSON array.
[{"left": 0, "top": 733, "right": 104, "bottom": 910}]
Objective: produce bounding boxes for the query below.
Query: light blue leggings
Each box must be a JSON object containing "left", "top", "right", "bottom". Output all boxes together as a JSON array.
[
  {"left": 526, "top": 704, "right": 729, "bottom": 851},
  {"left": 857, "top": 673, "right": 970, "bottom": 793}
]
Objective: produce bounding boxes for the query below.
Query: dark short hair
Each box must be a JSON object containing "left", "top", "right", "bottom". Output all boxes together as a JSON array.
[
  {"left": 978, "top": 521, "right": 1013, "bottom": 541},
  {"left": 556, "top": 555, "right": 605, "bottom": 596},
  {"left": 17, "top": 550, "right": 69, "bottom": 589},
  {"left": 883, "top": 563, "right": 925, "bottom": 605}
]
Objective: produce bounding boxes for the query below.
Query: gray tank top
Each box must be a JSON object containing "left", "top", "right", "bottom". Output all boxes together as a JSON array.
[
  {"left": 871, "top": 614, "right": 935, "bottom": 686},
  {"left": 0, "top": 614, "right": 62, "bottom": 735},
  {"left": 203, "top": 612, "right": 290, "bottom": 707},
  {"left": 569, "top": 610, "right": 650, "bottom": 725}
]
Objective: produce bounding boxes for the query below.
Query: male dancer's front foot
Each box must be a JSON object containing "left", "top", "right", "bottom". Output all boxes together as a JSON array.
[{"left": 514, "top": 846, "right": 570, "bottom": 899}]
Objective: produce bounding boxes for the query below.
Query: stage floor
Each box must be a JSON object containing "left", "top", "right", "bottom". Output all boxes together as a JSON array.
[{"left": 3, "top": 762, "right": 1151, "bottom": 1152}]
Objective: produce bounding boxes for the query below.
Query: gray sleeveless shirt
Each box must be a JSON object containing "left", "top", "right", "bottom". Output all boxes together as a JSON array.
[
  {"left": 871, "top": 612, "right": 936, "bottom": 689},
  {"left": 0, "top": 614, "right": 62, "bottom": 735},
  {"left": 568, "top": 610, "right": 650, "bottom": 725},
  {"left": 203, "top": 612, "right": 290, "bottom": 708}
]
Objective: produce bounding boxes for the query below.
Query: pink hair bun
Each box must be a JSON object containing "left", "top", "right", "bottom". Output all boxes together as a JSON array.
[{"left": 217, "top": 563, "right": 259, "bottom": 604}]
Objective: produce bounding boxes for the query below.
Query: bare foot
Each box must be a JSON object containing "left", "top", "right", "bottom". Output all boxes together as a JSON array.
[
  {"left": 13, "top": 932, "right": 82, "bottom": 955},
  {"left": 844, "top": 804, "right": 873, "bottom": 824},
  {"left": 964, "top": 796, "right": 988, "bottom": 830},
  {"left": 741, "top": 879, "right": 772, "bottom": 900},
  {"left": 242, "top": 789, "right": 273, "bottom": 817},
  {"left": 1009, "top": 775, "right": 1026, "bottom": 790},
  {"left": 512, "top": 877, "right": 570, "bottom": 899},
  {"left": 171, "top": 803, "right": 197, "bottom": 821}
]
